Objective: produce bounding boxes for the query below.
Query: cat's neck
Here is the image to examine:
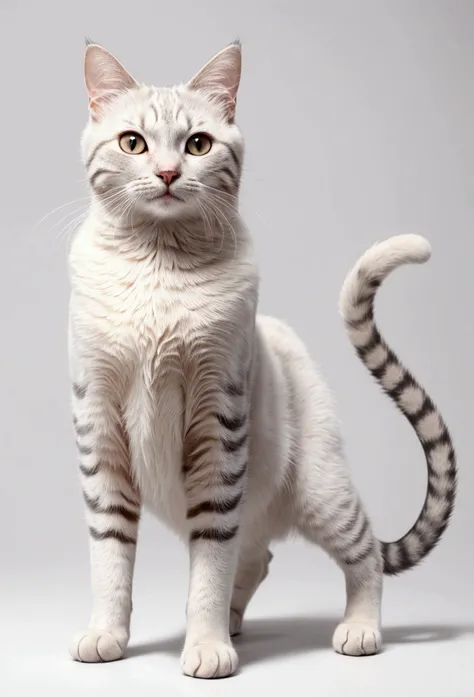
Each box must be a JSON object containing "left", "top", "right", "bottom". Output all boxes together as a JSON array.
[{"left": 87, "top": 199, "right": 248, "bottom": 271}]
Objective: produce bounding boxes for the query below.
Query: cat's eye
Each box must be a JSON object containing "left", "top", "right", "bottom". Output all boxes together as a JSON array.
[
  {"left": 185, "top": 133, "right": 212, "bottom": 156},
  {"left": 118, "top": 131, "right": 148, "bottom": 155}
]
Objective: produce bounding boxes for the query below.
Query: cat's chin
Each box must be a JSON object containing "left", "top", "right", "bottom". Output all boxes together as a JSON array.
[{"left": 138, "top": 195, "right": 191, "bottom": 220}]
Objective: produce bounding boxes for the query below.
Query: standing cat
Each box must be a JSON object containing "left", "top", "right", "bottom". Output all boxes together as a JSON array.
[{"left": 68, "top": 41, "right": 456, "bottom": 678}]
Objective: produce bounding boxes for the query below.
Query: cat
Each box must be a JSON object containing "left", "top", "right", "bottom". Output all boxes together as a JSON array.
[{"left": 68, "top": 40, "right": 456, "bottom": 678}]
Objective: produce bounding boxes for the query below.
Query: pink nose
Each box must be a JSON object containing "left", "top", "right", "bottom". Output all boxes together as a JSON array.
[{"left": 157, "top": 169, "right": 181, "bottom": 186}]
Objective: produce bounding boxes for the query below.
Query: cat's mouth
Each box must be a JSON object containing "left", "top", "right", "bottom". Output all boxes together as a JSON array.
[
  {"left": 161, "top": 192, "right": 182, "bottom": 201},
  {"left": 144, "top": 191, "right": 183, "bottom": 203}
]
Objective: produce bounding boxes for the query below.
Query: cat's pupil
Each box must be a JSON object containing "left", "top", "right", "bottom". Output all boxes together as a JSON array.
[
  {"left": 192, "top": 137, "right": 202, "bottom": 151},
  {"left": 129, "top": 136, "right": 137, "bottom": 151}
]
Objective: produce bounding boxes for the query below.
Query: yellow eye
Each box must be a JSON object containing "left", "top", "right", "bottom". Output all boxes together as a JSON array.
[
  {"left": 185, "top": 133, "right": 212, "bottom": 156},
  {"left": 118, "top": 131, "right": 148, "bottom": 155}
]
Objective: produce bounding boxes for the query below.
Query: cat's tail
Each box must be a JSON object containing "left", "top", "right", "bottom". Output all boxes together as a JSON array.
[{"left": 338, "top": 234, "right": 456, "bottom": 576}]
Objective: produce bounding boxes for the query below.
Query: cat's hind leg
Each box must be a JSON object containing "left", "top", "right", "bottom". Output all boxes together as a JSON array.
[
  {"left": 229, "top": 546, "right": 273, "bottom": 636},
  {"left": 297, "top": 467, "right": 383, "bottom": 656}
]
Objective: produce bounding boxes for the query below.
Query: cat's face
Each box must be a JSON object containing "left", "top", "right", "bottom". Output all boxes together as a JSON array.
[{"left": 82, "top": 43, "right": 243, "bottom": 222}]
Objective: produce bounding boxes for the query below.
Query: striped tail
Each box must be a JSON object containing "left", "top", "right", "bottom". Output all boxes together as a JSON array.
[{"left": 339, "top": 234, "right": 457, "bottom": 576}]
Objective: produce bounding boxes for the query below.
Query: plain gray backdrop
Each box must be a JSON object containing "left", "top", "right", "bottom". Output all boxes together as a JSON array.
[{"left": 1, "top": 1, "right": 473, "bottom": 695}]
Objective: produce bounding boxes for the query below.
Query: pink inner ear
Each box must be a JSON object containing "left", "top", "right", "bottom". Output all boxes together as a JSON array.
[
  {"left": 84, "top": 44, "right": 137, "bottom": 109},
  {"left": 188, "top": 44, "right": 242, "bottom": 120}
]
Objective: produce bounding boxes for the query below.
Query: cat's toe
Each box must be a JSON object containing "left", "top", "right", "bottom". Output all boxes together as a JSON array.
[
  {"left": 332, "top": 621, "right": 381, "bottom": 657},
  {"left": 181, "top": 641, "right": 238, "bottom": 679},
  {"left": 69, "top": 628, "right": 128, "bottom": 663}
]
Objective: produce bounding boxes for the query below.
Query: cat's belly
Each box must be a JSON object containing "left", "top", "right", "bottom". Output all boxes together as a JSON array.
[{"left": 125, "top": 364, "right": 188, "bottom": 538}]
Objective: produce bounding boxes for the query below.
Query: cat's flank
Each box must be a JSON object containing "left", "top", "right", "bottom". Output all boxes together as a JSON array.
[{"left": 68, "top": 41, "right": 456, "bottom": 678}]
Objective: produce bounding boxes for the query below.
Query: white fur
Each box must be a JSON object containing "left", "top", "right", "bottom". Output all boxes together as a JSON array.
[{"left": 68, "top": 43, "right": 455, "bottom": 678}]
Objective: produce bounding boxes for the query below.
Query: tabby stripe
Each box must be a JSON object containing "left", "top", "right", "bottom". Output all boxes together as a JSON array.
[
  {"left": 73, "top": 382, "right": 87, "bottom": 399},
  {"left": 85, "top": 138, "right": 115, "bottom": 169},
  {"left": 347, "top": 310, "right": 373, "bottom": 330},
  {"left": 221, "top": 166, "right": 238, "bottom": 185},
  {"left": 74, "top": 420, "right": 93, "bottom": 436},
  {"left": 90, "top": 169, "right": 116, "bottom": 189},
  {"left": 89, "top": 526, "right": 136, "bottom": 545},
  {"left": 371, "top": 362, "right": 388, "bottom": 381},
  {"left": 356, "top": 329, "right": 380, "bottom": 357},
  {"left": 190, "top": 525, "right": 239, "bottom": 543},
  {"left": 120, "top": 492, "right": 140, "bottom": 507},
  {"left": 226, "top": 382, "right": 244, "bottom": 397},
  {"left": 323, "top": 503, "right": 361, "bottom": 540},
  {"left": 220, "top": 462, "right": 247, "bottom": 486},
  {"left": 305, "top": 495, "right": 354, "bottom": 530},
  {"left": 367, "top": 346, "right": 392, "bottom": 380},
  {"left": 223, "top": 142, "right": 241, "bottom": 169},
  {"left": 387, "top": 370, "right": 416, "bottom": 400},
  {"left": 411, "top": 526, "right": 429, "bottom": 549},
  {"left": 351, "top": 515, "right": 370, "bottom": 548},
  {"left": 409, "top": 397, "right": 435, "bottom": 429},
  {"left": 76, "top": 441, "right": 93, "bottom": 456},
  {"left": 222, "top": 431, "right": 248, "bottom": 454},
  {"left": 187, "top": 492, "right": 242, "bottom": 519},
  {"left": 79, "top": 463, "right": 100, "bottom": 477},
  {"left": 429, "top": 462, "right": 457, "bottom": 484},
  {"left": 441, "top": 460, "right": 456, "bottom": 485},
  {"left": 381, "top": 545, "right": 396, "bottom": 575},
  {"left": 393, "top": 541, "right": 411, "bottom": 572},
  {"left": 330, "top": 510, "right": 369, "bottom": 556},
  {"left": 424, "top": 430, "right": 451, "bottom": 454},
  {"left": 338, "top": 513, "right": 373, "bottom": 564},
  {"left": 343, "top": 541, "right": 374, "bottom": 565},
  {"left": 150, "top": 103, "right": 159, "bottom": 124},
  {"left": 427, "top": 477, "right": 447, "bottom": 501},
  {"left": 182, "top": 440, "right": 219, "bottom": 474},
  {"left": 357, "top": 278, "right": 381, "bottom": 302},
  {"left": 216, "top": 412, "right": 246, "bottom": 431},
  {"left": 83, "top": 491, "right": 139, "bottom": 522}
]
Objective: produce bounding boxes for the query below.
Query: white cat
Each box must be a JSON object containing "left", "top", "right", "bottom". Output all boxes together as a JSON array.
[{"left": 68, "top": 41, "right": 456, "bottom": 678}]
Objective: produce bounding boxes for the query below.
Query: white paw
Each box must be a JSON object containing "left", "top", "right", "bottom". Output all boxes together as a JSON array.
[
  {"left": 181, "top": 641, "right": 238, "bottom": 679},
  {"left": 229, "top": 608, "right": 243, "bottom": 637},
  {"left": 69, "top": 628, "right": 128, "bottom": 663},
  {"left": 333, "top": 622, "right": 381, "bottom": 657}
]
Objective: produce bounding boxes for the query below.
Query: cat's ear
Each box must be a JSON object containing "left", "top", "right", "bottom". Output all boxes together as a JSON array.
[
  {"left": 84, "top": 43, "right": 138, "bottom": 120},
  {"left": 187, "top": 42, "right": 242, "bottom": 122}
]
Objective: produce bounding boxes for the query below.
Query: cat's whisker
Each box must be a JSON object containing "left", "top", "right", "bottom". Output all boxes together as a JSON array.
[
  {"left": 201, "top": 196, "right": 238, "bottom": 258},
  {"left": 199, "top": 182, "right": 270, "bottom": 230},
  {"left": 33, "top": 195, "right": 92, "bottom": 231},
  {"left": 195, "top": 200, "right": 213, "bottom": 243},
  {"left": 47, "top": 205, "right": 90, "bottom": 241},
  {"left": 54, "top": 211, "right": 88, "bottom": 247}
]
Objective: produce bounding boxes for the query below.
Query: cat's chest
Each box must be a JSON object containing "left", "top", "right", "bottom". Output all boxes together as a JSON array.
[
  {"left": 70, "top": 230, "right": 256, "bottom": 368},
  {"left": 126, "top": 360, "right": 187, "bottom": 532},
  {"left": 75, "top": 251, "right": 209, "bottom": 361},
  {"left": 102, "top": 271, "right": 193, "bottom": 530}
]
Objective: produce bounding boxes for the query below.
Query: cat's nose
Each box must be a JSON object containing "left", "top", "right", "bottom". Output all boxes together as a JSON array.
[{"left": 156, "top": 169, "right": 181, "bottom": 186}]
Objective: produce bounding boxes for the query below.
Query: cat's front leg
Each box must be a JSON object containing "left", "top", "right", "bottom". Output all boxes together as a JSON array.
[
  {"left": 68, "top": 372, "right": 140, "bottom": 663},
  {"left": 180, "top": 379, "right": 249, "bottom": 679}
]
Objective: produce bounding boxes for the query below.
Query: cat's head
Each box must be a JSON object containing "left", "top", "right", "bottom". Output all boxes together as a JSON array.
[{"left": 82, "top": 42, "right": 243, "bottom": 222}]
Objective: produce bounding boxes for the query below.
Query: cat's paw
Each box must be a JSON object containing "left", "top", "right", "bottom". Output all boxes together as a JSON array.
[
  {"left": 181, "top": 641, "right": 238, "bottom": 679},
  {"left": 69, "top": 628, "right": 128, "bottom": 663},
  {"left": 333, "top": 621, "right": 381, "bottom": 656},
  {"left": 229, "top": 608, "right": 243, "bottom": 637}
]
